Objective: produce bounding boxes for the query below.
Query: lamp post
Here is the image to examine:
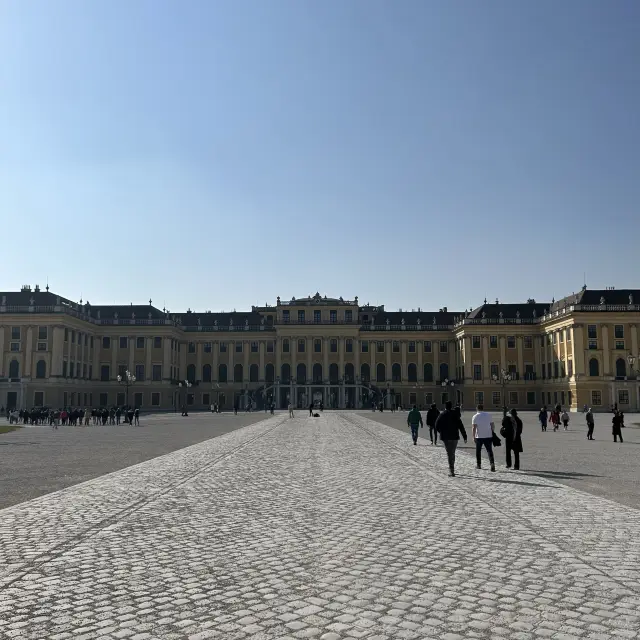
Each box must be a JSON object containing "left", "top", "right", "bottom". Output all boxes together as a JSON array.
[
  {"left": 492, "top": 368, "right": 512, "bottom": 414},
  {"left": 178, "top": 380, "right": 192, "bottom": 415},
  {"left": 117, "top": 369, "right": 136, "bottom": 409},
  {"left": 441, "top": 377, "right": 455, "bottom": 406}
]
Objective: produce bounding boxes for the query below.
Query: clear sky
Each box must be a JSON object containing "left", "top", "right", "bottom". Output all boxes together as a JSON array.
[{"left": 1, "top": 0, "right": 639, "bottom": 313}]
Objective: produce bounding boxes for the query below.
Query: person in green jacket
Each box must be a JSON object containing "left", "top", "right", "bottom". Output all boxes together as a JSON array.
[{"left": 407, "top": 405, "right": 423, "bottom": 445}]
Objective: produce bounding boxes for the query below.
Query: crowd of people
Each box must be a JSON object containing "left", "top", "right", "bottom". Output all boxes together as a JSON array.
[{"left": 3, "top": 406, "right": 140, "bottom": 427}]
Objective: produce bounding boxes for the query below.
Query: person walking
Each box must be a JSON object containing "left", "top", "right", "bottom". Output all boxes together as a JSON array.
[
  {"left": 586, "top": 407, "right": 595, "bottom": 440},
  {"left": 288, "top": 402, "right": 294, "bottom": 418},
  {"left": 551, "top": 409, "right": 560, "bottom": 432},
  {"left": 539, "top": 406, "right": 548, "bottom": 432},
  {"left": 561, "top": 409, "right": 570, "bottom": 431},
  {"left": 134, "top": 407, "right": 140, "bottom": 426},
  {"left": 407, "top": 405, "right": 423, "bottom": 445},
  {"left": 503, "top": 408, "right": 523, "bottom": 470},
  {"left": 435, "top": 401, "right": 467, "bottom": 477},
  {"left": 309, "top": 402, "right": 314, "bottom": 417},
  {"left": 612, "top": 410, "right": 624, "bottom": 443},
  {"left": 472, "top": 404, "right": 496, "bottom": 472},
  {"left": 426, "top": 403, "right": 440, "bottom": 445}
]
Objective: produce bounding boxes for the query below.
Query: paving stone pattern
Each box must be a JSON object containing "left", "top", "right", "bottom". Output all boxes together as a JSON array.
[{"left": 1, "top": 412, "right": 640, "bottom": 639}]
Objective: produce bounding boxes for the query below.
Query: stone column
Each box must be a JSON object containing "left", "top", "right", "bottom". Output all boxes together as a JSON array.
[
  {"left": 323, "top": 338, "right": 329, "bottom": 380},
  {"left": 92, "top": 334, "right": 99, "bottom": 380},
  {"left": 0, "top": 326, "right": 4, "bottom": 376},
  {"left": 631, "top": 324, "right": 638, "bottom": 360},
  {"left": 355, "top": 338, "right": 361, "bottom": 381},
  {"left": 385, "top": 340, "right": 391, "bottom": 381},
  {"left": 24, "top": 326, "right": 33, "bottom": 377},
  {"left": 228, "top": 340, "right": 235, "bottom": 380},
  {"left": 259, "top": 341, "right": 265, "bottom": 380},
  {"left": 110, "top": 338, "right": 117, "bottom": 380},
  {"left": 128, "top": 336, "right": 135, "bottom": 373},
  {"left": 275, "top": 338, "right": 281, "bottom": 405},
  {"left": 517, "top": 336, "right": 525, "bottom": 379},
  {"left": 546, "top": 333, "right": 552, "bottom": 378},
  {"left": 401, "top": 341, "right": 407, "bottom": 381},
  {"left": 213, "top": 341, "right": 219, "bottom": 382},
  {"left": 243, "top": 340, "right": 249, "bottom": 382},
  {"left": 370, "top": 340, "right": 375, "bottom": 380},
  {"left": 307, "top": 337, "right": 312, "bottom": 378},
  {"left": 290, "top": 336, "right": 297, "bottom": 381},
  {"left": 66, "top": 332, "right": 72, "bottom": 375},
  {"left": 499, "top": 336, "right": 507, "bottom": 373},
  {"left": 573, "top": 325, "right": 585, "bottom": 376},
  {"left": 534, "top": 336, "right": 542, "bottom": 379},
  {"left": 602, "top": 325, "right": 610, "bottom": 375},
  {"left": 339, "top": 336, "right": 345, "bottom": 381},
  {"left": 146, "top": 337, "right": 153, "bottom": 382},
  {"left": 562, "top": 331, "right": 569, "bottom": 377},
  {"left": 179, "top": 341, "right": 187, "bottom": 381},
  {"left": 196, "top": 342, "right": 203, "bottom": 382},
  {"left": 463, "top": 337, "right": 472, "bottom": 380},
  {"left": 433, "top": 339, "right": 439, "bottom": 382},
  {"left": 163, "top": 337, "right": 172, "bottom": 380},
  {"left": 79, "top": 331, "right": 85, "bottom": 378},
  {"left": 482, "top": 336, "right": 489, "bottom": 381}
]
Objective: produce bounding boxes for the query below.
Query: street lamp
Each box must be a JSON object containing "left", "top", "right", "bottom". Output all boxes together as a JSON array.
[
  {"left": 117, "top": 370, "right": 136, "bottom": 409},
  {"left": 627, "top": 354, "right": 637, "bottom": 376},
  {"left": 178, "top": 380, "right": 192, "bottom": 415},
  {"left": 441, "top": 377, "right": 455, "bottom": 405},
  {"left": 492, "top": 368, "right": 512, "bottom": 413}
]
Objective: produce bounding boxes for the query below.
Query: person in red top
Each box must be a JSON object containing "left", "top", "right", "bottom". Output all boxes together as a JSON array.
[{"left": 550, "top": 410, "right": 560, "bottom": 431}]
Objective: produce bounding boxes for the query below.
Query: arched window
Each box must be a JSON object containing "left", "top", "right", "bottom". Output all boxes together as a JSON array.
[
  {"left": 218, "top": 363, "right": 227, "bottom": 383},
  {"left": 296, "top": 363, "right": 306, "bottom": 384},
  {"left": 344, "top": 363, "right": 354, "bottom": 383},
  {"left": 616, "top": 358, "right": 626, "bottom": 378},
  {"left": 360, "top": 363, "right": 370, "bottom": 382},
  {"left": 589, "top": 358, "right": 599, "bottom": 377},
  {"left": 202, "top": 364, "right": 212, "bottom": 383},
  {"left": 329, "top": 363, "right": 339, "bottom": 384},
  {"left": 186, "top": 364, "right": 196, "bottom": 383},
  {"left": 265, "top": 363, "right": 274, "bottom": 383},
  {"left": 36, "top": 360, "right": 47, "bottom": 379},
  {"left": 424, "top": 363, "right": 433, "bottom": 382},
  {"left": 439, "top": 362, "right": 449, "bottom": 382},
  {"left": 234, "top": 364, "right": 243, "bottom": 383},
  {"left": 376, "top": 363, "right": 386, "bottom": 382},
  {"left": 408, "top": 363, "right": 417, "bottom": 382},
  {"left": 250, "top": 364, "right": 259, "bottom": 382},
  {"left": 313, "top": 363, "right": 323, "bottom": 383},
  {"left": 392, "top": 363, "right": 402, "bottom": 382},
  {"left": 281, "top": 363, "right": 291, "bottom": 383},
  {"left": 9, "top": 359, "right": 19, "bottom": 378}
]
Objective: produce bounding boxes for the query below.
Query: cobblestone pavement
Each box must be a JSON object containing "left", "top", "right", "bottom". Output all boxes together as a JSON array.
[
  {"left": 362, "top": 409, "right": 640, "bottom": 510},
  {"left": 0, "top": 412, "right": 269, "bottom": 509},
  {"left": 2, "top": 412, "right": 640, "bottom": 639}
]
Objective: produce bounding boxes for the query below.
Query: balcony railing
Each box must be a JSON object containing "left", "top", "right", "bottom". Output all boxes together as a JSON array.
[
  {"left": 361, "top": 324, "right": 452, "bottom": 331},
  {"left": 280, "top": 319, "right": 355, "bottom": 325}
]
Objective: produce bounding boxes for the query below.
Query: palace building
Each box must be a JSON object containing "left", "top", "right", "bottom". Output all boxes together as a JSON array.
[{"left": 1, "top": 286, "right": 639, "bottom": 412}]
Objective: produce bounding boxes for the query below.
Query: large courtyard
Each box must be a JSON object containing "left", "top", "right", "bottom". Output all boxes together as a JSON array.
[{"left": 1, "top": 410, "right": 640, "bottom": 639}]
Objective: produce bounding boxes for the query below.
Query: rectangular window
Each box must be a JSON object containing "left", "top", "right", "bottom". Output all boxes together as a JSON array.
[
  {"left": 282, "top": 339, "right": 289, "bottom": 353},
  {"left": 361, "top": 341, "right": 369, "bottom": 353},
  {"left": 591, "top": 390, "right": 602, "bottom": 406},
  {"left": 559, "top": 331, "right": 564, "bottom": 344},
  {"left": 117, "top": 392, "right": 126, "bottom": 406},
  {"left": 37, "top": 342, "right": 47, "bottom": 351},
  {"left": 314, "top": 310, "right": 321, "bottom": 324},
  {"left": 553, "top": 361, "right": 559, "bottom": 378},
  {"left": 473, "top": 364, "right": 482, "bottom": 381},
  {"left": 345, "top": 310, "right": 353, "bottom": 323},
  {"left": 71, "top": 331, "right": 75, "bottom": 344},
  {"left": 489, "top": 336, "right": 498, "bottom": 349},
  {"left": 90, "top": 336, "right": 94, "bottom": 349},
  {"left": 202, "top": 393, "right": 210, "bottom": 406},
  {"left": 62, "top": 361, "right": 68, "bottom": 377},
  {"left": 346, "top": 339, "right": 353, "bottom": 353},
  {"left": 409, "top": 392, "right": 417, "bottom": 406},
  {"left": 298, "top": 339, "right": 305, "bottom": 353},
  {"left": 618, "top": 389, "right": 630, "bottom": 405},
  {"left": 10, "top": 326, "right": 21, "bottom": 340},
  {"left": 509, "top": 391, "right": 518, "bottom": 406},
  {"left": 204, "top": 342, "right": 212, "bottom": 353},
  {"left": 314, "top": 339, "right": 322, "bottom": 353},
  {"left": 38, "top": 326, "right": 48, "bottom": 340},
  {"left": 615, "top": 340, "right": 625, "bottom": 350},
  {"left": 541, "top": 363, "right": 546, "bottom": 379},
  {"left": 330, "top": 310, "right": 337, "bottom": 324},
  {"left": 99, "top": 393, "right": 108, "bottom": 407},
  {"left": 83, "top": 364, "right": 87, "bottom": 379},
  {"left": 84, "top": 334, "right": 88, "bottom": 347},
  {"left": 408, "top": 341, "right": 415, "bottom": 353},
  {"left": 100, "top": 365, "right": 110, "bottom": 381},
  {"left": 567, "top": 360, "right": 573, "bottom": 377},
  {"left": 151, "top": 392, "right": 161, "bottom": 407},
  {"left": 188, "top": 342, "right": 196, "bottom": 353},
  {"left": 392, "top": 341, "right": 400, "bottom": 353},
  {"left": 34, "top": 391, "right": 44, "bottom": 406},
  {"left": 10, "top": 342, "right": 20, "bottom": 352},
  {"left": 523, "top": 336, "right": 533, "bottom": 349},
  {"left": 119, "top": 336, "right": 127, "bottom": 349},
  {"left": 135, "top": 364, "right": 145, "bottom": 381},
  {"left": 136, "top": 337, "right": 145, "bottom": 349},
  {"left": 439, "top": 341, "right": 448, "bottom": 353},
  {"left": 527, "top": 391, "right": 536, "bottom": 405},
  {"left": 474, "top": 391, "right": 484, "bottom": 405},
  {"left": 298, "top": 310, "right": 305, "bottom": 323},
  {"left": 424, "top": 393, "right": 433, "bottom": 406},
  {"left": 472, "top": 336, "right": 481, "bottom": 349},
  {"left": 508, "top": 364, "right": 517, "bottom": 378},
  {"left": 134, "top": 392, "right": 143, "bottom": 409},
  {"left": 588, "top": 340, "right": 598, "bottom": 350},
  {"left": 524, "top": 363, "right": 535, "bottom": 380},
  {"left": 615, "top": 325, "right": 624, "bottom": 339},
  {"left": 152, "top": 364, "right": 162, "bottom": 381},
  {"left": 491, "top": 392, "right": 501, "bottom": 406},
  {"left": 251, "top": 341, "right": 258, "bottom": 353},
  {"left": 283, "top": 310, "right": 290, "bottom": 323},
  {"left": 507, "top": 336, "right": 516, "bottom": 349},
  {"left": 423, "top": 341, "right": 431, "bottom": 353},
  {"left": 490, "top": 363, "right": 499, "bottom": 379},
  {"left": 235, "top": 342, "right": 242, "bottom": 353},
  {"left": 552, "top": 332, "right": 557, "bottom": 345},
  {"left": 153, "top": 336, "right": 162, "bottom": 349},
  {"left": 567, "top": 330, "right": 572, "bottom": 343},
  {"left": 267, "top": 341, "right": 274, "bottom": 353},
  {"left": 89, "top": 365, "right": 92, "bottom": 380},
  {"left": 330, "top": 339, "right": 337, "bottom": 353},
  {"left": 377, "top": 341, "right": 385, "bottom": 353},
  {"left": 220, "top": 342, "right": 227, "bottom": 353},
  {"left": 588, "top": 324, "right": 597, "bottom": 339}
]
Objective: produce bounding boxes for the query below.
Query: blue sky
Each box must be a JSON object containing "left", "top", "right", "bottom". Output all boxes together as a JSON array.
[{"left": 1, "top": 0, "right": 639, "bottom": 313}]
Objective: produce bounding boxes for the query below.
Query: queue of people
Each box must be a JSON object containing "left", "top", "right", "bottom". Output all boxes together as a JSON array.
[{"left": 3, "top": 406, "right": 140, "bottom": 427}]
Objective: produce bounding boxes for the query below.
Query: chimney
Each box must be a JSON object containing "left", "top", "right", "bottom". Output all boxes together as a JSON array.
[{"left": 443, "top": 306, "right": 447, "bottom": 312}]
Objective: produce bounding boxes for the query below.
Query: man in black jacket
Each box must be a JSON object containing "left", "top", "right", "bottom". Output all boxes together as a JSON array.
[
  {"left": 435, "top": 402, "right": 467, "bottom": 477},
  {"left": 425, "top": 403, "right": 440, "bottom": 445}
]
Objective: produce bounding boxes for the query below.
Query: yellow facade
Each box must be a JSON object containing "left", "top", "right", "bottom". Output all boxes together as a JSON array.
[{"left": 1, "top": 287, "right": 639, "bottom": 412}]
